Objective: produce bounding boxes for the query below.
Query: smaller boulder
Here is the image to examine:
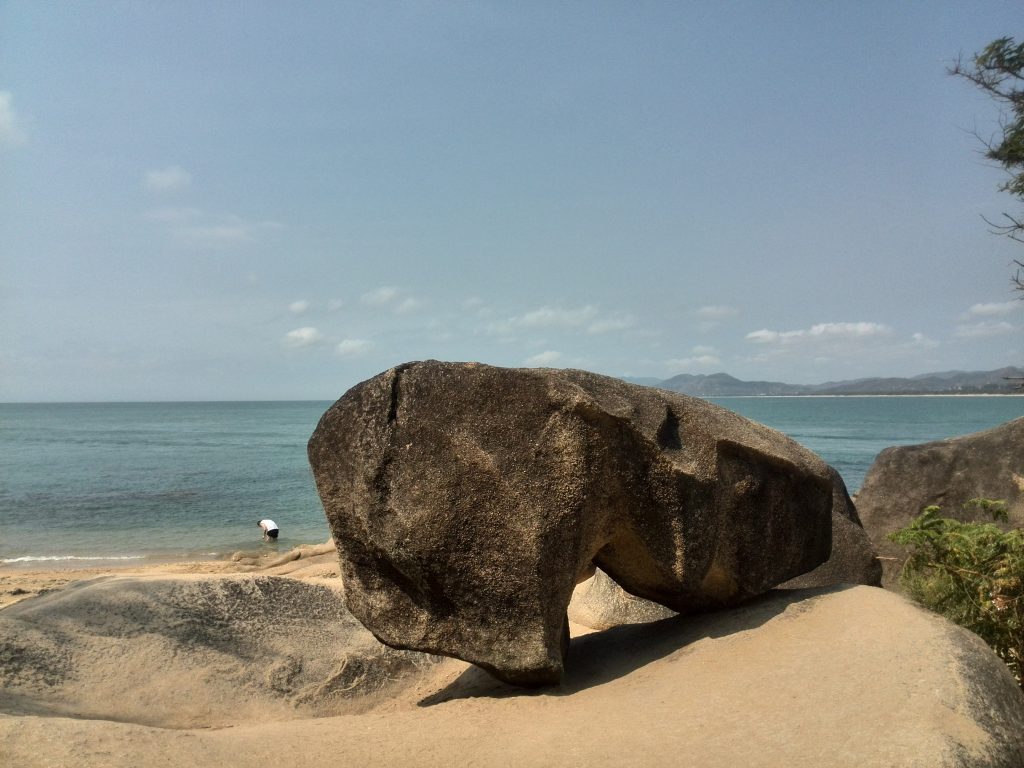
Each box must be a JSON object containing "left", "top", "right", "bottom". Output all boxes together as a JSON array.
[
  {"left": 857, "top": 417, "right": 1024, "bottom": 588},
  {"left": 568, "top": 568, "right": 677, "bottom": 630}
]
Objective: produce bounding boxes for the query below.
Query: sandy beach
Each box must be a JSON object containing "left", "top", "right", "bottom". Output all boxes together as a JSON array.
[{"left": 0, "top": 542, "right": 340, "bottom": 611}]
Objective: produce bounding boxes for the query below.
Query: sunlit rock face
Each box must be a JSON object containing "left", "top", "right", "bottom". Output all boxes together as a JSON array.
[{"left": 309, "top": 361, "right": 834, "bottom": 685}]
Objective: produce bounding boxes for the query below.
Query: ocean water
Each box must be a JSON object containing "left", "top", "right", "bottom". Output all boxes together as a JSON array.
[
  {"left": 1, "top": 396, "right": 1022, "bottom": 566},
  {"left": 705, "top": 395, "right": 1024, "bottom": 493},
  {"left": 0, "top": 402, "right": 333, "bottom": 566}
]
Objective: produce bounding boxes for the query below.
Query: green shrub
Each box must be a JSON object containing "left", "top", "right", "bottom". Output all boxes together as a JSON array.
[{"left": 889, "top": 499, "right": 1022, "bottom": 687}]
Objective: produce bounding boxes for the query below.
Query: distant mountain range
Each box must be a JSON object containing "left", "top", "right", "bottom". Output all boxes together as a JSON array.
[{"left": 626, "top": 367, "right": 1024, "bottom": 397}]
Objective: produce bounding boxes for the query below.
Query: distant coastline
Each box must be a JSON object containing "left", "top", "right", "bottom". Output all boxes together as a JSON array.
[
  {"left": 704, "top": 393, "right": 1024, "bottom": 398},
  {"left": 632, "top": 366, "right": 1024, "bottom": 398}
]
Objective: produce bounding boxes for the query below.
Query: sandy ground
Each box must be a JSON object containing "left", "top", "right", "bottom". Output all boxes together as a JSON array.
[
  {"left": 2, "top": 545, "right": 1023, "bottom": 768},
  {"left": 0, "top": 541, "right": 341, "bottom": 610}
]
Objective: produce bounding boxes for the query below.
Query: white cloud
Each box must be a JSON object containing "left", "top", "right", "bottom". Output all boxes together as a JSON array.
[
  {"left": 696, "top": 305, "right": 738, "bottom": 320},
  {"left": 746, "top": 329, "right": 794, "bottom": 344},
  {"left": 145, "top": 206, "right": 202, "bottom": 223},
  {"left": 954, "top": 321, "right": 1015, "bottom": 339},
  {"left": 666, "top": 345, "right": 721, "bottom": 370},
  {"left": 284, "top": 327, "right": 323, "bottom": 347},
  {"left": 462, "top": 296, "right": 494, "bottom": 318},
  {"left": 169, "top": 214, "right": 280, "bottom": 248},
  {"left": 741, "top": 321, "right": 952, "bottom": 374},
  {"left": 177, "top": 222, "right": 254, "bottom": 247},
  {"left": 361, "top": 286, "right": 399, "bottom": 306},
  {"left": 587, "top": 313, "right": 636, "bottom": 334},
  {"left": 144, "top": 165, "right": 192, "bottom": 192},
  {"left": 289, "top": 300, "right": 310, "bottom": 314},
  {"left": 967, "top": 301, "right": 1021, "bottom": 317},
  {"left": 395, "top": 297, "right": 423, "bottom": 314},
  {"left": 147, "top": 207, "right": 279, "bottom": 248},
  {"left": 359, "top": 287, "right": 424, "bottom": 314},
  {"left": 667, "top": 355, "right": 721, "bottom": 369},
  {"left": 336, "top": 338, "right": 372, "bottom": 356},
  {"left": 491, "top": 304, "right": 634, "bottom": 336},
  {"left": 525, "top": 350, "right": 562, "bottom": 366},
  {"left": 746, "top": 322, "right": 891, "bottom": 344},
  {"left": 696, "top": 305, "right": 739, "bottom": 332},
  {"left": 0, "top": 91, "right": 27, "bottom": 147},
  {"left": 808, "top": 322, "right": 890, "bottom": 338},
  {"left": 517, "top": 305, "right": 598, "bottom": 329}
]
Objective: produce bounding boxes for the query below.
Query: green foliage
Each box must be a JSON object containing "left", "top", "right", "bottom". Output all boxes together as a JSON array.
[
  {"left": 889, "top": 499, "right": 1022, "bottom": 687},
  {"left": 951, "top": 37, "right": 1024, "bottom": 289},
  {"left": 969, "top": 39, "right": 1024, "bottom": 192}
]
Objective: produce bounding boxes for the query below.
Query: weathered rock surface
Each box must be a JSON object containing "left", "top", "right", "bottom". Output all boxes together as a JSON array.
[
  {"left": 780, "top": 466, "right": 882, "bottom": 589},
  {"left": 856, "top": 416, "right": 1024, "bottom": 588},
  {"left": 0, "top": 575, "right": 440, "bottom": 728},
  {"left": 308, "top": 361, "right": 838, "bottom": 684},
  {"left": 4, "top": 585, "right": 1024, "bottom": 768},
  {"left": 571, "top": 469, "right": 882, "bottom": 631},
  {"left": 568, "top": 567, "right": 678, "bottom": 630}
]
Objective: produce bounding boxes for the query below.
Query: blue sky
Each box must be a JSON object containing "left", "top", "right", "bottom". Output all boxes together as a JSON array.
[{"left": 2, "top": 1, "right": 1022, "bottom": 401}]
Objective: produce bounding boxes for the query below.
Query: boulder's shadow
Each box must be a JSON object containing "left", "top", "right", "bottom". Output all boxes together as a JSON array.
[{"left": 418, "top": 585, "right": 849, "bottom": 707}]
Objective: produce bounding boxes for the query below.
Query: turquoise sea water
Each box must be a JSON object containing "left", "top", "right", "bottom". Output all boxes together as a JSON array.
[
  {"left": 0, "top": 402, "right": 332, "bottom": 566},
  {"left": 1, "top": 396, "right": 1022, "bottom": 566},
  {"left": 705, "top": 395, "right": 1024, "bottom": 494}
]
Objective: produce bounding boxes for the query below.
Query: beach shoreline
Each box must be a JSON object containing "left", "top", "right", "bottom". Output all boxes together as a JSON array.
[{"left": 0, "top": 540, "right": 339, "bottom": 610}]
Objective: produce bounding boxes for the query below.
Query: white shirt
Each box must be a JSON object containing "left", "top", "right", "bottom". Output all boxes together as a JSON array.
[{"left": 260, "top": 519, "right": 279, "bottom": 531}]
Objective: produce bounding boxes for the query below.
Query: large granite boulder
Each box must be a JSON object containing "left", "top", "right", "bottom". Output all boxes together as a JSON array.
[
  {"left": 308, "top": 361, "right": 838, "bottom": 685},
  {"left": 857, "top": 417, "right": 1024, "bottom": 588}
]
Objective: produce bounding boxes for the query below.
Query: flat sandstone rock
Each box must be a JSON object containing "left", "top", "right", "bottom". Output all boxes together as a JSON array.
[
  {"left": 308, "top": 361, "right": 840, "bottom": 684},
  {"left": 0, "top": 574, "right": 440, "bottom": 728},
  {"left": 3, "top": 586, "right": 1023, "bottom": 768}
]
